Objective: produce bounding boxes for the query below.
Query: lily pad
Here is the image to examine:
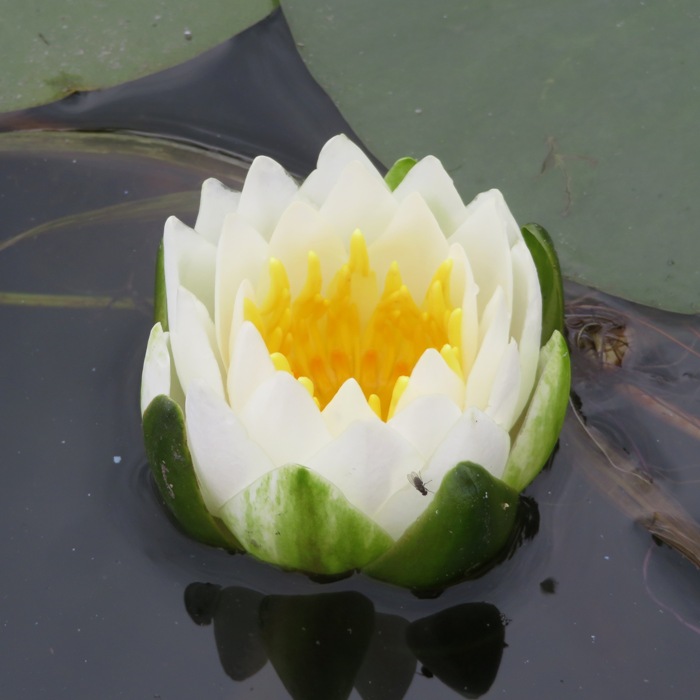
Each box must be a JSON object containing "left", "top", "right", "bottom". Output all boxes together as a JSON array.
[{"left": 282, "top": 0, "right": 700, "bottom": 312}]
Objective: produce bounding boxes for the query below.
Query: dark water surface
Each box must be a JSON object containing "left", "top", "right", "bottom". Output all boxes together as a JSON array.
[{"left": 1, "top": 10, "right": 700, "bottom": 700}]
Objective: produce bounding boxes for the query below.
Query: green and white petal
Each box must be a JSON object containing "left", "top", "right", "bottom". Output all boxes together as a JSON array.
[
  {"left": 321, "top": 378, "right": 381, "bottom": 437},
  {"left": 220, "top": 465, "right": 393, "bottom": 574},
  {"left": 170, "top": 286, "right": 225, "bottom": 400},
  {"left": 501, "top": 330, "right": 571, "bottom": 492},
  {"left": 237, "top": 156, "right": 299, "bottom": 240},
  {"left": 185, "top": 381, "right": 275, "bottom": 512},
  {"left": 163, "top": 215, "right": 217, "bottom": 328},
  {"left": 141, "top": 322, "right": 171, "bottom": 415},
  {"left": 391, "top": 155, "right": 467, "bottom": 236},
  {"left": 240, "top": 372, "right": 332, "bottom": 467},
  {"left": 305, "top": 418, "right": 423, "bottom": 519},
  {"left": 368, "top": 192, "right": 450, "bottom": 301},
  {"left": 194, "top": 178, "right": 241, "bottom": 244}
]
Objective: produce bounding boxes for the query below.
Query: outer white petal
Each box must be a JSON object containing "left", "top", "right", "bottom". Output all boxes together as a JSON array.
[
  {"left": 465, "top": 287, "right": 510, "bottom": 412},
  {"left": 170, "top": 286, "right": 225, "bottom": 400},
  {"left": 388, "top": 395, "right": 461, "bottom": 460},
  {"left": 305, "top": 419, "right": 423, "bottom": 519},
  {"left": 510, "top": 239, "right": 543, "bottom": 420},
  {"left": 227, "top": 321, "right": 276, "bottom": 415},
  {"left": 240, "top": 372, "right": 332, "bottom": 467},
  {"left": 392, "top": 155, "right": 467, "bottom": 235},
  {"left": 448, "top": 189, "right": 514, "bottom": 319},
  {"left": 393, "top": 348, "right": 464, "bottom": 415},
  {"left": 163, "top": 216, "right": 217, "bottom": 330},
  {"left": 194, "top": 178, "right": 241, "bottom": 244},
  {"left": 141, "top": 323, "right": 170, "bottom": 415},
  {"left": 319, "top": 160, "right": 398, "bottom": 246},
  {"left": 298, "top": 134, "right": 382, "bottom": 207},
  {"left": 368, "top": 192, "right": 450, "bottom": 301},
  {"left": 484, "top": 339, "right": 522, "bottom": 431},
  {"left": 215, "top": 214, "right": 269, "bottom": 365},
  {"left": 321, "top": 378, "right": 380, "bottom": 437},
  {"left": 236, "top": 156, "right": 299, "bottom": 240},
  {"left": 186, "top": 381, "right": 276, "bottom": 512},
  {"left": 268, "top": 200, "right": 347, "bottom": 297}
]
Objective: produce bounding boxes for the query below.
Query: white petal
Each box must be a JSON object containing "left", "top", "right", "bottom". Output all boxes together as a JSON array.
[
  {"left": 510, "top": 240, "right": 543, "bottom": 420},
  {"left": 393, "top": 348, "right": 464, "bottom": 415},
  {"left": 170, "top": 286, "right": 225, "bottom": 400},
  {"left": 141, "top": 323, "right": 170, "bottom": 414},
  {"left": 194, "top": 178, "right": 241, "bottom": 244},
  {"left": 448, "top": 189, "right": 514, "bottom": 319},
  {"left": 228, "top": 278, "right": 256, "bottom": 356},
  {"left": 465, "top": 287, "right": 510, "bottom": 411},
  {"left": 450, "top": 243, "right": 480, "bottom": 374},
  {"left": 319, "top": 160, "right": 397, "bottom": 246},
  {"left": 392, "top": 155, "right": 467, "bottom": 235},
  {"left": 186, "top": 382, "right": 275, "bottom": 512},
  {"left": 372, "top": 480, "right": 431, "bottom": 541},
  {"left": 321, "top": 378, "right": 380, "bottom": 437},
  {"left": 163, "top": 216, "right": 217, "bottom": 330},
  {"left": 368, "top": 192, "right": 450, "bottom": 301},
  {"left": 306, "top": 419, "right": 422, "bottom": 519},
  {"left": 240, "top": 372, "right": 331, "bottom": 467},
  {"left": 237, "top": 156, "right": 299, "bottom": 240},
  {"left": 215, "top": 215, "right": 269, "bottom": 365},
  {"left": 268, "top": 200, "right": 347, "bottom": 297},
  {"left": 484, "top": 339, "right": 522, "bottom": 431},
  {"left": 227, "top": 321, "right": 276, "bottom": 415},
  {"left": 388, "top": 395, "right": 461, "bottom": 460},
  {"left": 298, "top": 134, "right": 382, "bottom": 207}
]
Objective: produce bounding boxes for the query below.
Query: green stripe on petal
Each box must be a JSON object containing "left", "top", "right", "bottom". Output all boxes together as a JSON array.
[
  {"left": 501, "top": 330, "right": 571, "bottom": 492},
  {"left": 365, "top": 463, "right": 519, "bottom": 590},
  {"left": 154, "top": 239, "right": 168, "bottom": 330},
  {"left": 384, "top": 157, "right": 417, "bottom": 191},
  {"left": 142, "top": 394, "right": 242, "bottom": 550},
  {"left": 220, "top": 465, "right": 394, "bottom": 575}
]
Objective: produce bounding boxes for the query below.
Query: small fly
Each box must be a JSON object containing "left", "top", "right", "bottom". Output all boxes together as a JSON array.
[{"left": 407, "top": 471, "right": 431, "bottom": 496}]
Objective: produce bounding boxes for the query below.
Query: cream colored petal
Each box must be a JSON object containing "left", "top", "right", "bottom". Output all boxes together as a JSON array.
[
  {"left": 194, "top": 178, "right": 241, "bottom": 244},
  {"left": 450, "top": 243, "right": 480, "bottom": 375},
  {"left": 163, "top": 216, "right": 217, "bottom": 330},
  {"left": 306, "top": 419, "right": 422, "bottom": 519},
  {"left": 227, "top": 321, "right": 276, "bottom": 415},
  {"left": 319, "top": 160, "right": 397, "bottom": 246},
  {"left": 298, "top": 134, "right": 381, "bottom": 207},
  {"left": 371, "top": 479, "right": 430, "bottom": 541},
  {"left": 465, "top": 287, "right": 510, "bottom": 411},
  {"left": 215, "top": 214, "right": 269, "bottom": 365},
  {"left": 368, "top": 192, "right": 450, "bottom": 301},
  {"left": 228, "top": 278, "right": 257, "bottom": 360},
  {"left": 268, "top": 200, "right": 347, "bottom": 297},
  {"left": 393, "top": 348, "right": 464, "bottom": 416},
  {"left": 186, "top": 381, "right": 276, "bottom": 512},
  {"left": 392, "top": 155, "right": 467, "bottom": 236},
  {"left": 170, "top": 286, "right": 225, "bottom": 400},
  {"left": 388, "top": 395, "right": 462, "bottom": 461},
  {"left": 510, "top": 240, "right": 543, "bottom": 420},
  {"left": 236, "top": 156, "right": 299, "bottom": 240},
  {"left": 448, "top": 189, "right": 514, "bottom": 319},
  {"left": 240, "top": 372, "right": 331, "bottom": 467},
  {"left": 321, "top": 378, "right": 380, "bottom": 437},
  {"left": 484, "top": 339, "right": 522, "bottom": 431},
  {"left": 141, "top": 323, "right": 170, "bottom": 415}
]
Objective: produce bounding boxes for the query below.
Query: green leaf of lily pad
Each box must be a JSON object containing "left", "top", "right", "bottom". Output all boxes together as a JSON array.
[
  {"left": 142, "top": 394, "right": 241, "bottom": 549},
  {"left": 384, "top": 157, "right": 417, "bottom": 191},
  {"left": 501, "top": 329, "right": 571, "bottom": 492},
  {"left": 364, "top": 463, "right": 519, "bottom": 591},
  {"left": 521, "top": 223, "right": 565, "bottom": 346},
  {"left": 219, "top": 465, "right": 394, "bottom": 575}
]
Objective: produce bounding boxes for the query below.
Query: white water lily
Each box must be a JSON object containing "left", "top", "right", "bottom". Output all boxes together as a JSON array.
[{"left": 141, "top": 135, "right": 570, "bottom": 589}]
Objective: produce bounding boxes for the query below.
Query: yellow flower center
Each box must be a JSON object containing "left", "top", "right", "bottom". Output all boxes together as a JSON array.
[{"left": 244, "top": 230, "right": 463, "bottom": 420}]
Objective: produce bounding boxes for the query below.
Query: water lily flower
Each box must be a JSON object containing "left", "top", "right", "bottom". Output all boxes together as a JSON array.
[{"left": 141, "top": 135, "right": 570, "bottom": 590}]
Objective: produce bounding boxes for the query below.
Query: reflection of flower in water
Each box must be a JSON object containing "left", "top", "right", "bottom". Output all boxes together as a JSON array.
[{"left": 184, "top": 583, "right": 507, "bottom": 699}]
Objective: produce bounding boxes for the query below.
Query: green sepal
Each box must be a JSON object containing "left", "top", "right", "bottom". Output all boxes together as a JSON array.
[
  {"left": 219, "top": 465, "right": 394, "bottom": 575},
  {"left": 364, "top": 463, "right": 519, "bottom": 590},
  {"left": 142, "top": 394, "right": 242, "bottom": 550},
  {"left": 501, "top": 330, "right": 571, "bottom": 492},
  {"left": 384, "top": 157, "right": 417, "bottom": 191},
  {"left": 154, "top": 239, "right": 168, "bottom": 330},
  {"left": 521, "top": 223, "right": 565, "bottom": 346}
]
